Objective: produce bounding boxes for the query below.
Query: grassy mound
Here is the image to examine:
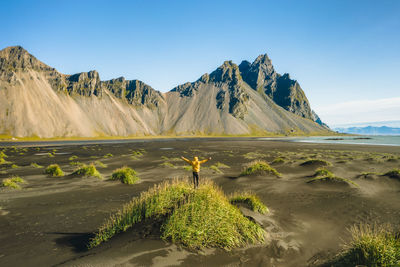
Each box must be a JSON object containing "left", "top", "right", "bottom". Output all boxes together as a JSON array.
[
  {"left": 111, "top": 166, "right": 139, "bottom": 184},
  {"left": 45, "top": 164, "right": 64, "bottom": 177},
  {"left": 72, "top": 164, "right": 102, "bottom": 179},
  {"left": 69, "top": 155, "right": 78, "bottom": 161},
  {"left": 1, "top": 176, "right": 26, "bottom": 189},
  {"left": 94, "top": 160, "right": 107, "bottom": 168},
  {"left": 88, "top": 179, "right": 265, "bottom": 250},
  {"left": 229, "top": 192, "right": 269, "bottom": 214},
  {"left": 240, "top": 160, "right": 281, "bottom": 177},
  {"left": 30, "top": 162, "right": 43, "bottom": 168},
  {"left": 329, "top": 223, "right": 400, "bottom": 266},
  {"left": 271, "top": 157, "right": 285, "bottom": 164},
  {"left": 307, "top": 169, "right": 359, "bottom": 188},
  {"left": 313, "top": 168, "right": 334, "bottom": 177},
  {"left": 300, "top": 159, "right": 332, "bottom": 167},
  {"left": 384, "top": 169, "right": 400, "bottom": 179}
]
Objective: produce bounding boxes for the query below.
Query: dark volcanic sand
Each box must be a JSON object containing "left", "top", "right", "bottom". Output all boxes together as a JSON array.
[{"left": 0, "top": 138, "right": 399, "bottom": 266}]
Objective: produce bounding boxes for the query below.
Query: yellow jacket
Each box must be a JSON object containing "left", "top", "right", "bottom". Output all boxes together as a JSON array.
[{"left": 181, "top": 156, "right": 209, "bottom": 172}]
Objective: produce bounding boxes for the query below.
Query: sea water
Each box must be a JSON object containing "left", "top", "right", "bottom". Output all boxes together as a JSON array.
[{"left": 259, "top": 135, "right": 400, "bottom": 147}]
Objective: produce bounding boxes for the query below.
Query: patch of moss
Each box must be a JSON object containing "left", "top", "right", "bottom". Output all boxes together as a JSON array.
[
  {"left": 88, "top": 180, "right": 265, "bottom": 250},
  {"left": 111, "top": 166, "right": 139, "bottom": 185}
]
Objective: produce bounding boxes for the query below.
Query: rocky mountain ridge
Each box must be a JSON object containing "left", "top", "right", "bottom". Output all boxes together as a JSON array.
[{"left": 0, "top": 46, "right": 329, "bottom": 137}]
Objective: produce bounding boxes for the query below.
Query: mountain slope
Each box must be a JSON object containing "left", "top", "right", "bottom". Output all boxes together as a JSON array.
[
  {"left": 0, "top": 46, "right": 330, "bottom": 138},
  {"left": 163, "top": 61, "right": 328, "bottom": 135}
]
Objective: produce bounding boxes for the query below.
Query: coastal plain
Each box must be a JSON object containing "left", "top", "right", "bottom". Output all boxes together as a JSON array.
[{"left": 0, "top": 138, "right": 399, "bottom": 266}]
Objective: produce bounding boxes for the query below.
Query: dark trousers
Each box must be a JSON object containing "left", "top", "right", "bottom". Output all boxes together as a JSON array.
[{"left": 192, "top": 172, "right": 199, "bottom": 188}]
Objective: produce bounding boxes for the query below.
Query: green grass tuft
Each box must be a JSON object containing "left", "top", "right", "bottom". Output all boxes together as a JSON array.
[
  {"left": 88, "top": 179, "right": 265, "bottom": 250},
  {"left": 0, "top": 151, "right": 8, "bottom": 158},
  {"left": 229, "top": 192, "right": 269, "bottom": 214},
  {"left": 300, "top": 159, "right": 332, "bottom": 166},
  {"left": 307, "top": 175, "right": 359, "bottom": 188},
  {"left": 209, "top": 165, "right": 223, "bottom": 174},
  {"left": 243, "top": 152, "right": 266, "bottom": 160},
  {"left": 271, "top": 157, "right": 285, "bottom": 164},
  {"left": 30, "top": 162, "right": 43, "bottom": 168},
  {"left": 111, "top": 166, "right": 139, "bottom": 185},
  {"left": 72, "top": 164, "right": 102, "bottom": 179},
  {"left": 0, "top": 157, "right": 9, "bottom": 165},
  {"left": 313, "top": 168, "right": 334, "bottom": 178},
  {"left": 160, "top": 162, "right": 177, "bottom": 169},
  {"left": 240, "top": 160, "right": 281, "bottom": 177},
  {"left": 384, "top": 169, "right": 400, "bottom": 179},
  {"left": 94, "top": 160, "right": 107, "bottom": 168},
  {"left": 1, "top": 176, "right": 26, "bottom": 189},
  {"left": 69, "top": 155, "right": 78, "bottom": 161},
  {"left": 329, "top": 223, "right": 400, "bottom": 266},
  {"left": 103, "top": 153, "right": 113, "bottom": 158},
  {"left": 45, "top": 164, "right": 64, "bottom": 177},
  {"left": 215, "top": 162, "right": 230, "bottom": 168},
  {"left": 11, "top": 164, "right": 19, "bottom": 169},
  {"left": 181, "top": 165, "right": 192, "bottom": 171}
]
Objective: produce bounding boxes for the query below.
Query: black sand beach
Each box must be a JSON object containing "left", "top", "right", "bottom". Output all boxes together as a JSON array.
[{"left": 0, "top": 138, "right": 399, "bottom": 266}]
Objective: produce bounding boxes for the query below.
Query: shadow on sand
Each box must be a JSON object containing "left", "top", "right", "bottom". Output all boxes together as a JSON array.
[{"left": 51, "top": 232, "right": 95, "bottom": 252}]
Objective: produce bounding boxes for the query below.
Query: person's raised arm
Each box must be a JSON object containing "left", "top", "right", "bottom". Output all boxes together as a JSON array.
[
  {"left": 181, "top": 156, "right": 191, "bottom": 163},
  {"left": 200, "top": 157, "right": 212, "bottom": 164}
]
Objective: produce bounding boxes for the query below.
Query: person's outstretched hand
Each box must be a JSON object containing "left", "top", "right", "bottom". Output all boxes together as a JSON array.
[{"left": 208, "top": 157, "right": 212, "bottom": 160}]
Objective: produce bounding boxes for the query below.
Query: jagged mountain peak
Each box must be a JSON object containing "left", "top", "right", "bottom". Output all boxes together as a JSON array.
[
  {"left": 209, "top": 60, "right": 242, "bottom": 84},
  {"left": 253, "top": 53, "right": 272, "bottom": 65},
  {"left": 0, "top": 45, "right": 52, "bottom": 73}
]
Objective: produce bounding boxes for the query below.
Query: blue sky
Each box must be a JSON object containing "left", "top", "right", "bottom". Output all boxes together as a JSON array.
[{"left": 1, "top": 0, "right": 399, "bottom": 126}]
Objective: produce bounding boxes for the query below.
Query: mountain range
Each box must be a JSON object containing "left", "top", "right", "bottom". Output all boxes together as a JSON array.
[
  {"left": 334, "top": 126, "right": 400, "bottom": 135},
  {"left": 0, "top": 46, "right": 330, "bottom": 138}
]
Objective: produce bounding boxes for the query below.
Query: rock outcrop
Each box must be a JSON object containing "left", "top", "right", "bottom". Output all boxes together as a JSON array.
[
  {"left": 240, "top": 54, "right": 318, "bottom": 123},
  {"left": 0, "top": 46, "right": 330, "bottom": 138}
]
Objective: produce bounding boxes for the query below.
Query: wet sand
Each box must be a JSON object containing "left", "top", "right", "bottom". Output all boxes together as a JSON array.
[{"left": 0, "top": 138, "right": 399, "bottom": 266}]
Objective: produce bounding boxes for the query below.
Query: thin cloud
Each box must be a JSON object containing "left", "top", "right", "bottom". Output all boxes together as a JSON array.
[{"left": 314, "top": 97, "right": 400, "bottom": 126}]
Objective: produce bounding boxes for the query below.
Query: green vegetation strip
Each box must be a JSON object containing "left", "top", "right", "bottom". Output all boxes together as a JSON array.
[
  {"left": 240, "top": 160, "right": 281, "bottom": 177},
  {"left": 88, "top": 179, "right": 265, "bottom": 250}
]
